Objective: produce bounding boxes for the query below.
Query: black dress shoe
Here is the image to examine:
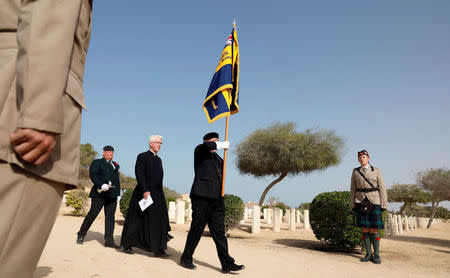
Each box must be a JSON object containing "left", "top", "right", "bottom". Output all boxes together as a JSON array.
[
  {"left": 124, "top": 247, "right": 134, "bottom": 254},
  {"left": 104, "top": 242, "right": 120, "bottom": 249},
  {"left": 360, "top": 254, "right": 373, "bottom": 262},
  {"left": 154, "top": 250, "right": 171, "bottom": 258},
  {"left": 372, "top": 255, "right": 381, "bottom": 264},
  {"left": 222, "top": 263, "right": 245, "bottom": 273},
  {"left": 179, "top": 260, "right": 196, "bottom": 270},
  {"left": 76, "top": 235, "right": 84, "bottom": 245}
]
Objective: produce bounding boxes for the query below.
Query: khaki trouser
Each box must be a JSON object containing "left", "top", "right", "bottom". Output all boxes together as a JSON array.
[{"left": 0, "top": 162, "right": 64, "bottom": 278}]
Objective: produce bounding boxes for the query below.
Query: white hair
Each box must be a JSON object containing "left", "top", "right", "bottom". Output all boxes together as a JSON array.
[{"left": 149, "top": 134, "right": 163, "bottom": 144}]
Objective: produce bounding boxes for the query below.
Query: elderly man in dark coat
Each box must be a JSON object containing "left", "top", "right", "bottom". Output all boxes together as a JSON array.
[
  {"left": 120, "top": 135, "right": 172, "bottom": 257},
  {"left": 77, "top": 145, "right": 121, "bottom": 248},
  {"left": 179, "top": 132, "right": 244, "bottom": 273}
]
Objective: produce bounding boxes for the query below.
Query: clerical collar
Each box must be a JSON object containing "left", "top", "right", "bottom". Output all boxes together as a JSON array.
[{"left": 149, "top": 150, "right": 157, "bottom": 156}]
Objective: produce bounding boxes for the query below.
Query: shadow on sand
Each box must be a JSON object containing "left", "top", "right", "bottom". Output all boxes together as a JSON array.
[
  {"left": 273, "top": 238, "right": 362, "bottom": 259},
  {"left": 389, "top": 235, "right": 450, "bottom": 248},
  {"left": 33, "top": 266, "right": 53, "bottom": 278},
  {"left": 83, "top": 231, "right": 223, "bottom": 273}
]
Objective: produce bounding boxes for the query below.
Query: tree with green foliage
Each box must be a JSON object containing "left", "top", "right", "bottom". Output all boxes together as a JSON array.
[
  {"left": 120, "top": 174, "right": 137, "bottom": 191},
  {"left": 417, "top": 168, "right": 450, "bottom": 228},
  {"left": 297, "top": 202, "right": 311, "bottom": 211},
  {"left": 387, "top": 184, "right": 432, "bottom": 214},
  {"left": 234, "top": 122, "right": 344, "bottom": 207},
  {"left": 78, "top": 143, "right": 98, "bottom": 188}
]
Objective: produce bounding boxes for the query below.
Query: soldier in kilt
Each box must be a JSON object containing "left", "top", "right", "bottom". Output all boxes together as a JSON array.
[{"left": 350, "top": 150, "right": 387, "bottom": 264}]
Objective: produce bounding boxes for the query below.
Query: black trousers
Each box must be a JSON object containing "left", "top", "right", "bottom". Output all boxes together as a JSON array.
[
  {"left": 77, "top": 197, "right": 117, "bottom": 243},
  {"left": 181, "top": 197, "right": 234, "bottom": 267}
]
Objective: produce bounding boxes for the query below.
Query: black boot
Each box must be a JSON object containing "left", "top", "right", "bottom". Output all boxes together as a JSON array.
[
  {"left": 360, "top": 233, "right": 372, "bottom": 262},
  {"left": 222, "top": 263, "right": 245, "bottom": 273},
  {"left": 76, "top": 235, "right": 84, "bottom": 245},
  {"left": 371, "top": 232, "right": 381, "bottom": 264}
]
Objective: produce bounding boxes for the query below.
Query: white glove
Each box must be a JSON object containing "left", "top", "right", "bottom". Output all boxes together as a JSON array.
[
  {"left": 101, "top": 184, "right": 110, "bottom": 192},
  {"left": 215, "top": 141, "right": 230, "bottom": 150}
]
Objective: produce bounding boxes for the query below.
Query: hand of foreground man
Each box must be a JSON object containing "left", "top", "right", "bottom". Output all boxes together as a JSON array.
[{"left": 10, "top": 128, "right": 56, "bottom": 165}]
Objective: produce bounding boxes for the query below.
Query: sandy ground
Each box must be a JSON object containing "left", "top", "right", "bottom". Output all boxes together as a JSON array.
[{"left": 33, "top": 205, "right": 450, "bottom": 278}]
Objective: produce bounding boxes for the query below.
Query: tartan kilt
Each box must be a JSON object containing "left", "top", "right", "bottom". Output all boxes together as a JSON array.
[{"left": 355, "top": 202, "right": 384, "bottom": 229}]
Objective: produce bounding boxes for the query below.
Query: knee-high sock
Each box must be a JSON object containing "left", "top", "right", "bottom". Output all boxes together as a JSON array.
[
  {"left": 370, "top": 232, "right": 381, "bottom": 256},
  {"left": 362, "top": 232, "right": 372, "bottom": 256}
]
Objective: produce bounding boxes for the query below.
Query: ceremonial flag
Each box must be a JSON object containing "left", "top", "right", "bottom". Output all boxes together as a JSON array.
[{"left": 203, "top": 24, "right": 239, "bottom": 123}]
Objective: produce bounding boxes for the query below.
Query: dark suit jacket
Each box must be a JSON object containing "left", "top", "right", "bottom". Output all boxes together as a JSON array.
[
  {"left": 190, "top": 142, "right": 223, "bottom": 200},
  {"left": 134, "top": 150, "right": 165, "bottom": 204},
  {"left": 88, "top": 158, "right": 121, "bottom": 199}
]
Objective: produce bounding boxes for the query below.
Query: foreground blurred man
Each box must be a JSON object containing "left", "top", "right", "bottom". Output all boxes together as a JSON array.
[
  {"left": 77, "top": 145, "right": 121, "bottom": 248},
  {"left": 0, "top": 1, "right": 93, "bottom": 277},
  {"left": 350, "top": 150, "right": 387, "bottom": 264},
  {"left": 180, "top": 132, "right": 244, "bottom": 273}
]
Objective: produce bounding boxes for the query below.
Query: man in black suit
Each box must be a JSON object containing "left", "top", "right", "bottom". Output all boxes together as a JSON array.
[
  {"left": 76, "top": 145, "right": 121, "bottom": 248},
  {"left": 180, "top": 132, "right": 244, "bottom": 273}
]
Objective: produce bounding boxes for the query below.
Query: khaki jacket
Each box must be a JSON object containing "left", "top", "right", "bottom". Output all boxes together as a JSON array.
[
  {"left": 350, "top": 165, "right": 387, "bottom": 209},
  {"left": 0, "top": 0, "right": 92, "bottom": 187}
]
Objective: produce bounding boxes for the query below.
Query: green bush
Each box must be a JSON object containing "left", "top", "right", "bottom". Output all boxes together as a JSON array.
[
  {"left": 166, "top": 196, "right": 176, "bottom": 207},
  {"left": 65, "top": 189, "right": 89, "bottom": 216},
  {"left": 435, "top": 207, "right": 450, "bottom": 222},
  {"left": 310, "top": 191, "right": 362, "bottom": 252},
  {"left": 224, "top": 194, "right": 245, "bottom": 233},
  {"left": 298, "top": 202, "right": 311, "bottom": 211},
  {"left": 274, "top": 202, "right": 289, "bottom": 215},
  {"left": 120, "top": 189, "right": 134, "bottom": 217}
]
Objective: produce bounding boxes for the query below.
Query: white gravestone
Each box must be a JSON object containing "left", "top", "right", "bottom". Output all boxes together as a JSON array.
[
  {"left": 267, "top": 208, "right": 273, "bottom": 224},
  {"left": 168, "top": 201, "right": 176, "bottom": 220},
  {"left": 290, "top": 208, "right": 296, "bottom": 230},
  {"left": 397, "top": 215, "right": 403, "bottom": 234},
  {"left": 303, "top": 210, "right": 310, "bottom": 230},
  {"left": 273, "top": 208, "right": 281, "bottom": 232},
  {"left": 176, "top": 200, "right": 185, "bottom": 224},
  {"left": 252, "top": 205, "right": 261, "bottom": 234}
]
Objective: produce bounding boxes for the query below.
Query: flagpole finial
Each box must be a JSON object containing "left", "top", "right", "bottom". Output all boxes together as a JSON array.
[{"left": 233, "top": 20, "right": 236, "bottom": 26}]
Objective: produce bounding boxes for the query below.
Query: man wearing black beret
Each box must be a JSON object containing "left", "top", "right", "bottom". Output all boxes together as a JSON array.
[
  {"left": 76, "top": 145, "right": 121, "bottom": 248},
  {"left": 180, "top": 132, "right": 244, "bottom": 273}
]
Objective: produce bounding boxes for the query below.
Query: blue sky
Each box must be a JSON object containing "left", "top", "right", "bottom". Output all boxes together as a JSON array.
[{"left": 81, "top": 1, "right": 450, "bottom": 209}]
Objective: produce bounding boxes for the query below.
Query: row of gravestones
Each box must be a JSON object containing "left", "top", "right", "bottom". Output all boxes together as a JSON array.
[
  {"left": 385, "top": 213, "right": 442, "bottom": 236},
  {"left": 247, "top": 206, "right": 310, "bottom": 234},
  {"left": 168, "top": 201, "right": 191, "bottom": 224},
  {"left": 167, "top": 201, "right": 311, "bottom": 234}
]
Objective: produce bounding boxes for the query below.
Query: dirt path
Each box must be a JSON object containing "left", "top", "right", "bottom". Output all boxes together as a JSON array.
[{"left": 33, "top": 206, "right": 450, "bottom": 278}]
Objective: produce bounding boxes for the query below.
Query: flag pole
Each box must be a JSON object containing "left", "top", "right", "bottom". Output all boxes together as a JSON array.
[
  {"left": 221, "top": 21, "right": 236, "bottom": 197},
  {"left": 221, "top": 115, "right": 229, "bottom": 197}
]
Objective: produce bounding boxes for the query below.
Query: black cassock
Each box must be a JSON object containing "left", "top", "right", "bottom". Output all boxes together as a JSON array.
[{"left": 121, "top": 150, "right": 172, "bottom": 253}]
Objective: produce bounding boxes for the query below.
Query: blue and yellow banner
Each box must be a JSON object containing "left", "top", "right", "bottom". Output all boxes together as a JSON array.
[{"left": 203, "top": 24, "right": 239, "bottom": 123}]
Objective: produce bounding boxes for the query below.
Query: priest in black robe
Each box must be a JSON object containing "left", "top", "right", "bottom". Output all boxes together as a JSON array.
[{"left": 120, "top": 135, "right": 172, "bottom": 257}]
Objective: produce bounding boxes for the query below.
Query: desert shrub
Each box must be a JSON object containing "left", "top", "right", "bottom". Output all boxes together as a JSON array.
[
  {"left": 274, "top": 202, "right": 289, "bottom": 215},
  {"left": 310, "top": 191, "right": 362, "bottom": 252},
  {"left": 224, "top": 194, "right": 245, "bottom": 233},
  {"left": 166, "top": 196, "right": 176, "bottom": 207},
  {"left": 435, "top": 207, "right": 450, "bottom": 222},
  {"left": 298, "top": 202, "right": 311, "bottom": 211},
  {"left": 120, "top": 189, "right": 134, "bottom": 217},
  {"left": 65, "top": 189, "right": 89, "bottom": 216}
]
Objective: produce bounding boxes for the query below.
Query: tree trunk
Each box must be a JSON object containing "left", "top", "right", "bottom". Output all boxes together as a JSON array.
[
  {"left": 427, "top": 199, "right": 439, "bottom": 228},
  {"left": 258, "top": 172, "right": 288, "bottom": 207},
  {"left": 399, "top": 203, "right": 407, "bottom": 215}
]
